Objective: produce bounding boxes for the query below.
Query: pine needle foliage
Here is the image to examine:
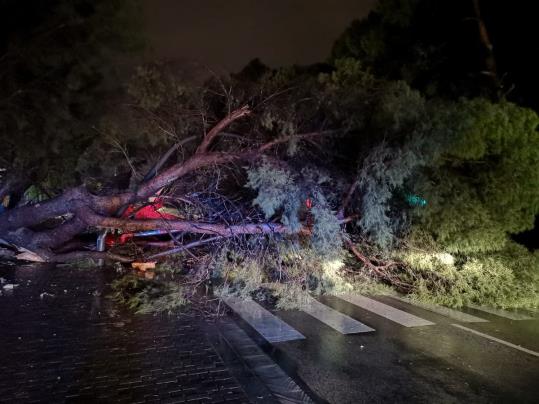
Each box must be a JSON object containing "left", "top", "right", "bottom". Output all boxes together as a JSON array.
[
  {"left": 245, "top": 159, "right": 302, "bottom": 230},
  {"left": 110, "top": 275, "right": 188, "bottom": 314}
]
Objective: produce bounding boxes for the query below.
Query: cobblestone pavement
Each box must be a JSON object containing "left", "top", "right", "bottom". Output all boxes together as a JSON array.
[{"left": 0, "top": 264, "right": 250, "bottom": 403}]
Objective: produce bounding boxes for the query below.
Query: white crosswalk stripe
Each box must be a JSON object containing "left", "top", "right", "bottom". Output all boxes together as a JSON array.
[
  {"left": 467, "top": 304, "right": 533, "bottom": 320},
  {"left": 300, "top": 296, "right": 375, "bottom": 334},
  {"left": 339, "top": 294, "right": 435, "bottom": 327},
  {"left": 391, "top": 296, "right": 488, "bottom": 323},
  {"left": 223, "top": 297, "right": 305, "bottom": 343},
  {"left": 451, "top": 323, "right": 539, "bottom": 357}
]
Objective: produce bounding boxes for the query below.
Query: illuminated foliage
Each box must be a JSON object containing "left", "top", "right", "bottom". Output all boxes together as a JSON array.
[{"left": 413, "top": 99, "right": 539, "bottom": 254}]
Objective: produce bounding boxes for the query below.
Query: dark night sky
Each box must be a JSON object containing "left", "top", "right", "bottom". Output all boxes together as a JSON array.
[{"left": 143, "top": 0, "right": 376, "bottom": 72}]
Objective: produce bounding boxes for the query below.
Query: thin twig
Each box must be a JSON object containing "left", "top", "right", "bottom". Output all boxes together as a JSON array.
[{"left": 148, "top": 236, "right": 223, "bottom": 259}]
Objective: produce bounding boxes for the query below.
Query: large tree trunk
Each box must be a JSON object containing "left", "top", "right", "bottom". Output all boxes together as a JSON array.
[{"left": 0, "top": 106, "right": 330, "bottom": 263}]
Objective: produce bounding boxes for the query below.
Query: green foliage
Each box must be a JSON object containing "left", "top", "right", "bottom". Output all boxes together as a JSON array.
[
  {"left": 317, "top": 58, "right": 376, "bottom": 130},
  {"left": 311, "top": 192, "right": 342, "bottom": 258},
  {"left": 348, "top": 82, "right": 427, "bottom": 248},
  {"left": 330, "top": 0, "right": 422, "bottom": 77},
  {"left": 245, "top": 160, "right": 300, "bottom": 227},
  {"left": 75, "top": 61, "right": 207, "bottom": 189},
  {"left": 212, "top": 242, "right": 390, "bottom": 310},
  {"left": 237, "top": 67, "right": 538, "bottom": 309},
  {"left": 373, "top": 81, "right": 425, "bottom": 132},
  {"left": 111, "top": 275, "right": 187, "bottom": 314},
  {"left": 246, "top": 160, "right": 344, "bottom": 255},
  {"left": 155, "top": 261, "right": 184, "bottom": 275},
  {"left": 412, "top": 99, "right": 539, "bottom": 254},
  {"left": 321, "top": 58, "right": 375, "bottom": 90},
  {"left": 399, "top": 240, "right": 539, "bottom": 308},
  {"left": 3, "top": 0, "right": 537, "bottom": 312},
  {"left": 213, "top": 254, "right": 267, "bottom": 300},
  {"left": 348, "top": 94, "right": 539, "bottom": 307},
  {"left": 357, "top": 143, "right": 417, "bottom": 249}
]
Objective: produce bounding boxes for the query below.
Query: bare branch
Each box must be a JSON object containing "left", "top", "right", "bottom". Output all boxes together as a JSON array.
[
  {"left": 50, "top": 251, "right": 133, "bottom": 263},
  {"left": 256, "top": 130, "right": 336, "bottom": 153},
  {"left": 143, "top": 135, "right": 197, "bottom": 182},
  {"left": 148, "top": 236, "right": 223, "bottom": 259},
  {"left": 337, "top": 177, "right": 360, "bottom": 219},
  {"left": 195, "top": 105, "right": 251, "bottom": 154}
]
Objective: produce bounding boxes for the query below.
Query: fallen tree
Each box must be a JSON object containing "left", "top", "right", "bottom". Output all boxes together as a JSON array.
[
  {"left": 1, "top": 59, "right": 538, "bottom": 311},
  {"left": 0, "top": 106, "right": 312, "bottom": 260},
  {"left": 0, "top": 99, "right": 413, "bottom": 310}
]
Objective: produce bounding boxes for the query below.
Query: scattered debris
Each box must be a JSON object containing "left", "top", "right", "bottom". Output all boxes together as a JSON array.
[
  {"left": 2, "top": 283, "right": 18, "bottom": 290},
  {"left": 15, "top": 249, "right": 46, "bottom": 262},
  {"left": 131, "top": 261, "right": 156, "bottom": 272}
]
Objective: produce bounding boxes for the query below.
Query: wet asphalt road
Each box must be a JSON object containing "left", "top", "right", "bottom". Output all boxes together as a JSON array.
[
  {"left": 1, "top": 263, "right": 538, "bottom": 403},
  {"left": 247, "top": 295, "right": 539, "bottom": 403}
]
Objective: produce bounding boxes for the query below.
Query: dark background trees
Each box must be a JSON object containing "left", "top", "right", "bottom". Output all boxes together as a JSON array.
[
  {"left": 0, "top": 0, "right": 142, "bottom": 203},
  {"left": 331, "top": 0, "right": 539, "bottom": 108}
]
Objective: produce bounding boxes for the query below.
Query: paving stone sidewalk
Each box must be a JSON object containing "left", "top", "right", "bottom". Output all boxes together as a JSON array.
[{"left": 0, "top": 264, "right": 250, "bottom": 403}]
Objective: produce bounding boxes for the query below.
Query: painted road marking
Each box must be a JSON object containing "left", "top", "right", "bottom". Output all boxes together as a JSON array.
[
  {"left": 391, "top": 296, "right": 488, "bottom": 323},
  {"left": 218, "top": 321, "right": 314, "bottom": 403},
  {"left": 467, "top": 304, "right": 533, "bottom": 320},
  {"left": 301, "top": 296, "right": 375, "bottom": 334},
  {"left": 340, "top": 294, "right": 435, "bottom": 327},
  {"left": 451, "top": 323, "right": 539, "bottom": 358},
  {"left": 223, "top": 297, "right": 305, "bottom": 343}
]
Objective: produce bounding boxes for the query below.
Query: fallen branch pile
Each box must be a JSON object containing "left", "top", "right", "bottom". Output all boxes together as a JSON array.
[{"left": 0, "top": 105, "right": 413, "bottom": 294}]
